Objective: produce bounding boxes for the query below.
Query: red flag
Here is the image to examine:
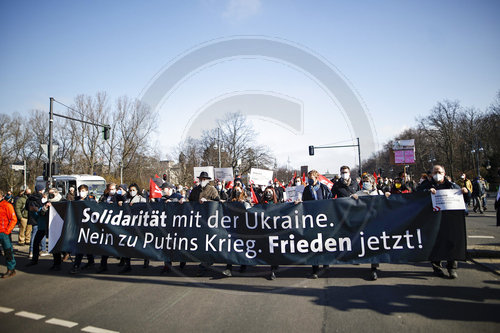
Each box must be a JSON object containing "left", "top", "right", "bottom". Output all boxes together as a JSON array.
[
  {"left": 318, "top": 174, "right": 334, "bottom": 190},
  {"left": 149, "top": 178, "right": 162, "bottom": 199},
  {"left": 274, "top": 178, "right": 285, "bottom": 190},
  {"left": 225, "top": 181, "right": 233, "bottom": 189},
  {"left": 302, "top": 172, "right": 306, "bottom": 183},
  {"left": 373, "top": 172, "right": 378, "bottom": 183},
  {"left": 249, "top": 186, "right": 259, "bottom": 204},
  {"left": 155, "top": 174, "right": 160, "bottom": 178},
  {"left": 288, "top": 171, "right": 297, "bottom": 187}
]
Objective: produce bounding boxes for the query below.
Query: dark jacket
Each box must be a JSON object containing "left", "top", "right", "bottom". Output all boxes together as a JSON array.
[
  {"left": 302, "top": 183, "right": 332, "bottom": 201},
  {"left": 331, "top": 178, "right": 360, "bottom": 198},
  {"left": 25, "top": 193, "right": 43, "bottom": 226},
  {"left": 161, "top": 192, "right": 183, "bottom": 202},
  {"left": 99, "top": 193, "right": 120, "bottom": 204},
  {"left": 416, "top": 177, "right": 460, "bottom": 192},
  {"left": 188, "top": 185, "right": 220, "bottom": 202}
]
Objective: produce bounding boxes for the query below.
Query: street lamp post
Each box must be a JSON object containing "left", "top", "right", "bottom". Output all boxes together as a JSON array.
[
  {"left": 119, "top": 161, "right": 123, "bottom": 184},
  {"left": 214, "top": 127, "right": 223, "bottom": 168},
  {"left": 471, "top": 139, "right": 484, "bottom": 178}
]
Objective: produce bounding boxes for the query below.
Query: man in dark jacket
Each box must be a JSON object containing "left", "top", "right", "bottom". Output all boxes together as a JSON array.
[
  {"left": 188, "top": 172, "right": 220, "bottom": 203},
  {"left": 331, "top": 165, "right": 360, "bottom": 199},
  {"left": 301, "top": 170, "right": 332, "bottom": 279},
  {"left": 417, "top": 165, "right": 467, "bottom": 279},
  {"left": 25, "top": 184, "right": 46, "bottom": 258}
]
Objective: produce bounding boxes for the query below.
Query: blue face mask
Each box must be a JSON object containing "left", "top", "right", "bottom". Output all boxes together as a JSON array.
[
  {"left": 308, "top": 179, "right": 315, "bottom": 186},
  {"left": 117, "top": 190, "right": 122, "bottom": 195}
]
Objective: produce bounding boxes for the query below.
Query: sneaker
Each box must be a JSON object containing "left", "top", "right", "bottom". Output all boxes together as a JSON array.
[
  {"left": 311, "top": 273, "right": 319, "bottom": 279},
  {"left": 2, "top": 269, "right": 16, "bottom": 279},
  {"left": 269, "top": 271, "right": 277, "bottom": 280},
  {"left": 222, "top": 269, "right": 232, "bottom": 277},
  {"left": 448, "top": 269, "right": 458, "bottom": 279},
  {"left": 28, "top": 253, "right": 33, "bottom": 259},
  {"left": 370, "top": 269, "right": 378, "bottom": 281},
  {"left": 40, "top": 251, "right": 50, "bottom": 257}
]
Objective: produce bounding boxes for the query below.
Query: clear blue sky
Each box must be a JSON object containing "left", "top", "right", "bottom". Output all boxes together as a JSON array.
[{"left": 1, "top": 0, "right": 499, "bottom": 173}]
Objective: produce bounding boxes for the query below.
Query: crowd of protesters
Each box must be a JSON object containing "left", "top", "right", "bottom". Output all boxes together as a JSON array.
[{"left": 1, "top": 166, "right": 499, "bottom": 281}]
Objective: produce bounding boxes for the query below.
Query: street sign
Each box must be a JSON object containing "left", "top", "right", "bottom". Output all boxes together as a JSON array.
[{"left": 11, "top": 164, "right": 25, "bottom": 171}]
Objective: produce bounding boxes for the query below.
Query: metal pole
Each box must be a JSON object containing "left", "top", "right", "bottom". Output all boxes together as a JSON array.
[
  {"left": 357, "top": 137, "right": 362, "bottom": 176},
  {"left": 48, "top": 97, "right": 54, "bottom": 189},
  {"left": 218, "top": 128, "right": 221, "bottom": 168},
  {"left": 120, "top": 161, "right": 123, "bottom": 184},
  {"left": 23, "top": 159, "right": 26, "bottom": 190}
]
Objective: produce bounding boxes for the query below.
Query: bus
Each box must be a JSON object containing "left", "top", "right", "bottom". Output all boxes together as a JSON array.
[{"left": 35, "top": 174, "right": 107, "bottom": 200}]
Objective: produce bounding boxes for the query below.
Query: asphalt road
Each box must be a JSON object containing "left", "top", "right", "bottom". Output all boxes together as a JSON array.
[{"left": 1, "top": 198, "right": 499, "bottom": 333}]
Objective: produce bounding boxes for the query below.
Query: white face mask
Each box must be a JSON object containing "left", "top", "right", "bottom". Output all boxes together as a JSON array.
[
  {"left": 79, "top": 191, "right": 88, "bottom": 199},
  {"left": 295, "top": 181, "right": 301, "bottom": 186},
  {"left": 460, "top": 175, "right": 465, "bottom": 179},
  {"left": 130, "top": 190, "right": 137, "bottom": 197},
  {"left": 41, "top": 197, "right": 48, "bottom": 203},
  {"left": 433, "top": 173, "right": 444, "bottom": 182},
  {"left": 362, "top": 182, "right": 372, "bottom": 191},
  {"left": 341, "top": 172, "right": 350, "bottom": 180},
  {"left": 109, "top": 189, "right": 116, "bottom": 195},
  {"left": 201, "top": 180, "right": 209, "bottom": 187}
]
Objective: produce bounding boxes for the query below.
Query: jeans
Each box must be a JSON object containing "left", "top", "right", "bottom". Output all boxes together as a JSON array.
[
  {"left": 0, "top": 233, "right": 16, "bottom": 270},
  {"left": 30, "top": 225, "right": 46, "bottom": 254}
]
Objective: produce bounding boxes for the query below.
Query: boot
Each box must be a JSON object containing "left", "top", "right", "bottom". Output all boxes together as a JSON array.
[{"left": 2, "top": 269, "right": 16, "bottom": 279}]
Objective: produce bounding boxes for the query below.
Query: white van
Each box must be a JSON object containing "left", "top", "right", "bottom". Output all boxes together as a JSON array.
[{"left": 35, "top": 174, "right": 107, "bottom": 200}]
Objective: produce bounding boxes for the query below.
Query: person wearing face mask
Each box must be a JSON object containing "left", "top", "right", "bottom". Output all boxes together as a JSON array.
[
  {"left": 0, "top": 188, "right": 18, "bottom": 278},
  {"left": 27, "top": 188, "right": 65, "bottom": 269},
  {"left": 220, "top": 185, "right": 251, "bottom": 277},
  {"left": 259, "top": 186, "right": 280, "bottom": 280},
  {"left": 300, "top": 170, "right": 332, "bottom": 279},
  {"left": 455, "top": 173, "right": 472, "bottom": 214},
  {"left": 355, "top": 175, "right": 391, "bottom": 280},
  {"left": 26, "top": 184, "right": 47, "bottom": 259},
  {"left": 273, "top": 180, "right": 284, "bottom": 203},
  {"left": 417, "top": 165, "right": 467, "bottom": 279},
  {"left": 331, "top": 166, "right": 360, "bottom": 199},
  {"left": 189, "top": 172, "right": 220, "bottom": 276},
  {"left": 215, "top": 180, "right": 228, "bottom": 201},
  {"left": 159, "top": 182, "right": 186, "bottom": 274},
  {"left": 96, "top": 183, "right": 120, "bottom": 273},
  {"left": 188, "top": 172, "right": 220, "bottom": 204},
  {"left": 472, "top": 177, "right": 486, "bottom": 214},
  {"left": 66, "top": 186, "right": 76, "bottom": 201},
  {"left": 390, "top": 178, "right": 411, "bottom": 194},
  {"left": 69, "top": 185, "right": 96, "bottom": 274},
  {"left": 15, "top": 188, "right": 31, "bottom": 246},
  {"left": 120, "top": 183, "right": 148, "bottom": 273}
]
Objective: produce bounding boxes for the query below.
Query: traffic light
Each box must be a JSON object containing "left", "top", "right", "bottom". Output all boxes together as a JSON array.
[
  {"left": 103, "top": 126, "right": 111, "bottom": 140},
  {"left": 308, "top": 145, "right": 315, "bottom": 156},
  {"left": 43, "top": 162, "right": 60, "bottom": 180}
]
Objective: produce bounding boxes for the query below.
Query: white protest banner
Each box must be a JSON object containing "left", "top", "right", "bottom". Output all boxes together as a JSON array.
[
  {"left": 193, "top": 166, "right": 215, "bottom": 180},
  {"left": 249, "top": 168, "right": 274, "bottom": 186},
  {"left": 214, "top": 168, "right": 234, "bottom": 182},
  {"left": 285, "top": 185, "right": 305, "bottom": 202},
  {"left": 431, "top": 189, "right": 466, "bottom": 211}
]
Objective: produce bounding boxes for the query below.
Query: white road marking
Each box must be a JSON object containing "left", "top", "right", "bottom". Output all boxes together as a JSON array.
[
  {"left": 15, "top": 311, "right": 45, "bottom": 320},
  {"left": 81, "top": 326, "right": 119, "bottom": 333},
  {"left": 46, "top": 317, "right": 78, "bottom": 328},
  {"left": 468, "top": 236, "right": 495, "bottom": 239},
  {"left": 0, "top": 306, "right": 14, "bottom": 313}
]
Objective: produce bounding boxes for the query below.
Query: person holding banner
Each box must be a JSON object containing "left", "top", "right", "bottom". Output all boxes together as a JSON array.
[
  {"left": 260, "top": 186, "right": 280, "bottom": 280},
  {"left": 120, "top": 183, "right": 148, "bottom": 274},
  {"left": 221, "top": 184, "right": 251, "bottom": 277},
  {"left": 301, "top": 170, "right": 332, "bottom": 279},
  {"left": 417, "top": 165, "right": 466, "bottom": 279},
  {"left": 70, "top": 185, "right": 97, "bottom": 274},
  {"left": 189, "top": 172, "right": 220, "bottom": 203},
  {"left": 96, "top": 183, "right": 120, "bottom": 273}
]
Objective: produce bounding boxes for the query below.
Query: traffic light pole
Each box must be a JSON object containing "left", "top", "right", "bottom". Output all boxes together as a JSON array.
[
  {"left": 309, "top": 137, "right": 362, "bottom": 176},
  {"left": 46, "top": 97, "right": 111, "bottom": 188},
  {"left": 48, "top": 97, "right": 54, "bottom": 188}
]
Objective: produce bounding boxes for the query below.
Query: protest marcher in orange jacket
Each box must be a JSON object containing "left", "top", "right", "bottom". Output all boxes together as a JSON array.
[{"left": 0, "top": 189, "right": 18, "bottom": 278}]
